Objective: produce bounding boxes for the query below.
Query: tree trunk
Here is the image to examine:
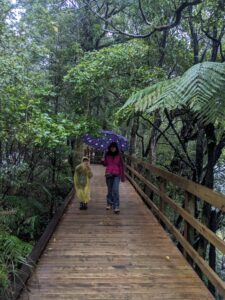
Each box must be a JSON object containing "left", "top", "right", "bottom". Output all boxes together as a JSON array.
[
  {"left": 158, "top": 30, "right": 168, "bottom": 67},
  {"left": 211, "top": 25, "right": 220, "bottom": 62},
  {"left": 188, "top": 6, "right": 199, "bottom": 64},
  {"left": 68, "top": 137, "right": 76, "bottom": 177},
  {"left": 149, "top": 112, "right": 161, "bottom": 164},
  {"left": 129, "top": 117, "right": 139, "bottom": 155},
  {"left": 195, "top": 128, "right": 205, "bottom": 183},
  {"left": 200, "top": 123, "right": 217, "bottom": 295}
]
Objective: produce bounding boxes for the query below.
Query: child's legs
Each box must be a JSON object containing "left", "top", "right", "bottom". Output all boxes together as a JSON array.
[
  {"left": 112, "top": 176, "right": 120, "bottom": 209},
  {"left": 106, "top": 176, "right": 114, "bottom": 205},
  {"left": 77, "top": 184, "right": 90, "bottom": 204},
  {"left": 83, "top": 184, "right": 91, "bottom": 203}
]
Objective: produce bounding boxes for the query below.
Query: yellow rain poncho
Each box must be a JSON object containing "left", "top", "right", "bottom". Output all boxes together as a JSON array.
[{"left": 74, "top": 163, "right": 93, "bottom": 203}]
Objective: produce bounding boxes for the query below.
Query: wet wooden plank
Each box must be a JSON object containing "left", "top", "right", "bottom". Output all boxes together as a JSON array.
[{"left": 19, "top": 165, "right": 214, "bottom": 300}]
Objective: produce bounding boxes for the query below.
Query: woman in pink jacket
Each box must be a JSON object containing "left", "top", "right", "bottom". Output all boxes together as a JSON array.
[{"left": 102, "top": 142, "right": 125, "bottom": 214}]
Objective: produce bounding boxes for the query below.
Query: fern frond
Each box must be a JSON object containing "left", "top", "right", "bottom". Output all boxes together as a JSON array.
[{"left": 121, "top": 62, "right": 225, "bottom": 124}]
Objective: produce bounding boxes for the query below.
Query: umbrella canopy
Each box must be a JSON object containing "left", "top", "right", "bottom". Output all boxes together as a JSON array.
[{"left": 82, "top": 130, "right": 128, "bottom": 151}]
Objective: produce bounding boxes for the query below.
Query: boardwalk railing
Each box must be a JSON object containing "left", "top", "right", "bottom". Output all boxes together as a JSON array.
[
  {"left": 84, "top": 148, "right": 104, "bottom": 164},
  {"left": 9, "top": 189, "right": 74, "bottom": 300},
  {"left": 124, "top": 154, "right": 225, "bottom": 299}
]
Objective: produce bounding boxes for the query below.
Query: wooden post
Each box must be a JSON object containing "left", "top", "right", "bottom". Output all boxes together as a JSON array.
[
  {"left": 159, "top": 178, "right": 167, "bottom": 226},
  {"left": 159, "top": 178, "right": 166, "bottom": 213},
  {"left": 130, "top": 157, "right": 134, "bottom": 179},
  {"left": 184, "top": 191, "right": 195, "bottom": 260}
]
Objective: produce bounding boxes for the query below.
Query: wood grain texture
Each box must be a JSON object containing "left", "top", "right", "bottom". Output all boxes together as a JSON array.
[
  {"left": 126, "top": 164, "right": 225, "bottom": 255},
  {"left": 125, "top": 154, "right": 225, "bottom": 212},
  {"left": 19, "top": 165, "right": 214, "bottom": 300},
  {"left": 11, "top": 190, "right": 74, "bottom": 300}
]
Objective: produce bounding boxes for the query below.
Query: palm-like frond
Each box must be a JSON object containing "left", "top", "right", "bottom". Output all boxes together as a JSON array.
[
  {"left": 121, "top": 79, "right": 175, "bottom": 111},
  {"left": 116, "top": 79, "right": 175, "bottom": 122},
  {"left": 121, "top": 62, "right": 225, "bottom": 124}
]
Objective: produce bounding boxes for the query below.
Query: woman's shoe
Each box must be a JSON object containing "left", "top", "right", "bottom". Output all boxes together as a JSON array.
[
  {"left": 114, "top": 208, "right": 120, "bottom": 214},
  {"left": 106, "top": 205, "right": 112, "bottom": 210}
]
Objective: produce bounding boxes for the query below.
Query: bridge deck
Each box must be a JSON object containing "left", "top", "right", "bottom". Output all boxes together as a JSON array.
[{"left": 20, "top": 165, "right": 214, "bottom": 300}]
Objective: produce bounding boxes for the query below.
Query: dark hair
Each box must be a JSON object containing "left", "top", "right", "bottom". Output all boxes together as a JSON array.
[
  {"left": 106, "top": 142, "right": 119, "bottom": 156},
  {"left": 82, "top": 157, "right": 89, "bottom": 162}
]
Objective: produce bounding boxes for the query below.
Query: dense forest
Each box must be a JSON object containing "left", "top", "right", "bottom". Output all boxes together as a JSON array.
[{"left": 0, "top": 0, "right": 225, "bottom": 299}]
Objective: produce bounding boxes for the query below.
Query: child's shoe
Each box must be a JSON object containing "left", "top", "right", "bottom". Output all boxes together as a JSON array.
[
  {"left": 83, "top": 203, "right": 88, "bottom": 210},
  {"left": 80, "top": 202, "right": 84, "bottom": 210}
]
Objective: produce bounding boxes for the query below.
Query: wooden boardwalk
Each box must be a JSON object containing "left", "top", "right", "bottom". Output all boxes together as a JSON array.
[{"left": 19, "top": 165, "right": 214, "bottom": 300}]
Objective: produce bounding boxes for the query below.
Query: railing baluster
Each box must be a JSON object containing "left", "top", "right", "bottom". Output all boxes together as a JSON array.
[
  {"left": 124, "top": 154, "right": 225, "bottom": 298},
  {"left": 184, "top": 191, "right": 194, "bottom": 260},
  {"left": 159, "top": 178, "right": 167, "bottom": 214},
  {"left": 130, "top": 158, "right": 134, "bottom": 180},
  {"left": 184, "top": 191, "right": 195, "bottom": 247},
  {"left": 159, "top": 178, "right": 167, "bottom": 227}
]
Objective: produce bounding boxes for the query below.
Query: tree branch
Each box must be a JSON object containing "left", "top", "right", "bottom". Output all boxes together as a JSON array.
[
  {"left": 215, "top": 133, "right": 225, "bottom": 163},
  {"left": 85, "top": 0, "right": 202, "bottom": 38},
  {"left": 138, "top": 0, "right": 151, "bottom": 25},
  {"left": 202, "top": 28, "right": 220, "bottom": 44},
  {"left": 164, "top": 108, "right": 196, "bottom": 169},
  {"left": 140, "top": 115, "right": 195, "bottom": 170}
]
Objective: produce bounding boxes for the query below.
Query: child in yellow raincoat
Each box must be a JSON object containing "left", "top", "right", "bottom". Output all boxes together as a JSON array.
[{"left": 74, "top": 157, "right": 93, "bottom": 210}]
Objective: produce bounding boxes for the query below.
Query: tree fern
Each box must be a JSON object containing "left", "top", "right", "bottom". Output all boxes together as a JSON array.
[
  {"left": 120, "top": 62, "right": 225, "bottom": 124},
  {"left": 116, "top": 79, "right": 175, "bottom": 122}
]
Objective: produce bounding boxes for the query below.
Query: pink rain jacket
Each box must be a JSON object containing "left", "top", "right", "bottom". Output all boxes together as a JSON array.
[{"left": 103, "top": 154, "right": 125, "bottom": 181}]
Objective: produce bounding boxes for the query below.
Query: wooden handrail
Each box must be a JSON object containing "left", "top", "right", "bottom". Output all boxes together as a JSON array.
[
  {"left": 126, "top": 164, "right": 225, "bottom": 254},
  {"left": 124, "top": 155, "right": 225, "bottom": 299},
  {"left": 126, "top": 172, "right": 225, "bottom": 298},
  {"left": 9, "top": 189, "right": 74, "bottom": 300},
  {"left": 125, "top": 154, "right": 225, "bottom": 212}
]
